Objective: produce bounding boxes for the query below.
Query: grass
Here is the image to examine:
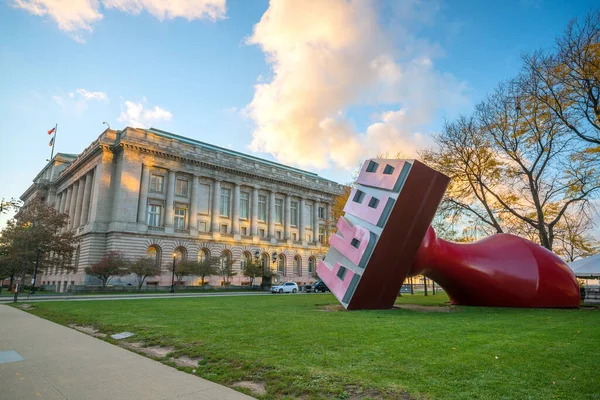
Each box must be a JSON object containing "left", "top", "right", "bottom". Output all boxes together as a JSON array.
[{"left": 19, "top": 293, "right": 600, "bottom": 399}]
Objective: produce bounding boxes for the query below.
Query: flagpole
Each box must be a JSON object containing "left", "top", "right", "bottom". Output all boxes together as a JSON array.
[{"left": 50, "top": 123, "right": 57, "bottom": 160}]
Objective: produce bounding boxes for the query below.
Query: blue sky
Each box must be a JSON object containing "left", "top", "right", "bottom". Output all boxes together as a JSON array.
[{"left": 0, "top": 0, "right": 597, "bottom": 227}]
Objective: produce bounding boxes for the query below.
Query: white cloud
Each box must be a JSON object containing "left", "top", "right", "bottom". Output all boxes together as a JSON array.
[
  {"left": 118, "top": 100, "right": 173, "bottom": 128},
  {"left": 76, "top": 88, "right": 108, "bottom": 101},
  {"left": 245, "top": 0, "right": 469, "bottom": 171},
  {"left": 11, "top": 0, "right": 226, "bottom": 43},
  {"left": 103, "top": 0, "right": 226, "bottom": 21}
]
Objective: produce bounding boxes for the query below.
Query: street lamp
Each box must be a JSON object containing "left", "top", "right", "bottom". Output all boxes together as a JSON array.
[
  {"left": 29, "top": 247, "right": 40, "bottom": 295},
  {"left": 271, "top": 252, "right": 278, "bottom": 283},
  {"left": 170, "top": 252, "right": 177, "bottom": 293}
]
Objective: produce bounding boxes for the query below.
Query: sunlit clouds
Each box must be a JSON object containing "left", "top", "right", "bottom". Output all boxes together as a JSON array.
[
  {"left": 11, "top": 0, "right": 226, "bottom": 43},
  {"left": 245, "top": 0, "right": 469, "bottom": 171},
  {"left": 118, "top": 99, "right": 173, "bottom": 128}
]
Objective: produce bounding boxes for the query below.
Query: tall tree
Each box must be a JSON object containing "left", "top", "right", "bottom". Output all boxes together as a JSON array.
[
  {"left": 218, "top": 258, "right": 238, "bottom": 286},
  {"left": 423, "top": 77, "right": 600, "bottom": 251},
  {"left": 84, "top": 251, "right": 130, "bottom": 291},
  {"left": 174, "top": 260, "right": 196, "bottom": 286},
  {"left": 195, "top": 256, "right": 220, "bottom": 286},
  {"left": 0, "top": 199, "right": 77, "bottom": 288},
  {"left": 523, "top": 10, "right": 600, "bottom": 146},
  {"left": 242, "top": 259, "right": 265, "bottom": 288},
  {"left": 129, "top": 257, "right": 160, "bottom": 291}
]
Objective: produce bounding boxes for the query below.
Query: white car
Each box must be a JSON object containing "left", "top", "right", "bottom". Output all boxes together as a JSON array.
[{"left": 271, "top": 282, "right": 299, "bottom": 294}]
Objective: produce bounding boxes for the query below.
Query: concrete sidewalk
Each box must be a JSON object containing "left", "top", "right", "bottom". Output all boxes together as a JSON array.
[{"left": 0, "top": 305, "right": 254, "bottom": 400}]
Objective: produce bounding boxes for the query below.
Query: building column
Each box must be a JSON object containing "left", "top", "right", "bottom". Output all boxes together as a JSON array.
[
  {"left": 72, "top": 177, "right": 85, "bottom": 229},
  {"left": 137, "top": 164, "right": 150, "bottom": 224},
  {"left": 232, "top": 183, "right": 240, "bottom": 234},
  {"left": 68, "top": 182, "right": 79, "bottom": 230},
  {"left": 211, "top": 179, "right": 221, "bottom": 232},
  {"left": 190, "top": 176, "right": 198, "bottom": 232},
  {"left": 165, "top": 170, "right": 176, "bottom": 228},
  {"left": 268, "top": 191, "right": 275, "bottom": 238},
  {"left": 251, "top": 187, "right": 258, "bottom": 236},
  {"left": 299, "top": 197, "right": 306, "bottom": 242},
  {"left": 313, "top": 200, "right": 319, "bottom": 244},
  {"left": 80, "top": 171, "right": 94, "bottom": 226},
  {"left": 58, "top": 191, "right": 66, "bottom": 213},
  {"left": 284, "top": 194, "right": 291, "bottom": 240}
]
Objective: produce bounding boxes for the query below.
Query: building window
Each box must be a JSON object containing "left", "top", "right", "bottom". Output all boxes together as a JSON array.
[
  {"left": 318, "top": 206, "right": 325, "bottom": 219},
  {"left": 277, "top": 254, "right": 286, "bottom": 275},
  {"left": 147, "top": 204, "right": 162, "bottom": 227},
  {"left": 275, "top": 198, "right": 283, "bottom": 224},
  {"left": 276, "top": 230, "right": 282, "bottom": 239},
  {"left": 259, "top": 228, "right": 266, "bottom": 238},
  {"left": 174, "top": 246, "right": 187, "bottom": 262},
  {"left": 319, "top": 228, "right": 325, "bottom": 244},
  {"left": 221, "top": 224, "right": 228, "bottom": 234},
  {"left": 308, "top": 256, "right": 316, "bottom": 273},
  {"left": 241, "top": 226, "right": 248, "bottom": 236},
  {"left": 240, "top": 192, "right": 249, "bottom": 219},
  {"left": 307, "top": 234, "right": 312, "bottom": 243},
  {"left": 176, "top": 178, "right": 188, "bottom": 196},
  {"left": 258, "top": 195, "right": 267, "bottom": 221},
  {"left": 294, "top": 255, "right": 302, "bottom": 275},
  {"left": 292, "top": 232, "right": 297, "bottom": 241},
  {"left": 198, "top": 221, "right": 207, "bottom": 232},
  {"left": 220, "top": 188, "right": 231, "bottom": 217},
  {"left": 291, "top": 201, "right": 298, "bottom": 226},
  {"left": 174, "top": 208, "right": 187, "bottom": 229},
  {"left": 147, "top": 245, "right": 162, "bottom": 268},
  {"left": 150, "top": 174, "right": 164, "bottom": 192},
  {"left": 198, "top": 248, "right": 210, "bottom": 262}
]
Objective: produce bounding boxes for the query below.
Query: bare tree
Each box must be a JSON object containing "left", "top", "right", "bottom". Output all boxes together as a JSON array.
[{"left": 523, "top": 10, "right": 600, "bottom": 145}]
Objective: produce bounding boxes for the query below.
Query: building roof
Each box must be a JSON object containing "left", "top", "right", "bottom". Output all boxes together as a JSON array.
[{"left": 146, "top": 127, "right": 321, "bottom": 179}]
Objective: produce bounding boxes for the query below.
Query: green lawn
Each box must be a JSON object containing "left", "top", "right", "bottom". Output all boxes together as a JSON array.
[{"left": 20, "top": 294, "right": 600, "bottom": 400}]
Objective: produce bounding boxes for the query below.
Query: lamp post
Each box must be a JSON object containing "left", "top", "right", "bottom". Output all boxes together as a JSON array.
[
  {"left": 170, "top": 252, "right": 176, "bottom": 293},
  {"left": 29, "top": 247, "right": 40, "bottom": 295},
  {"left": 271, "top": 252, "right": 278, "bottom": 283}
]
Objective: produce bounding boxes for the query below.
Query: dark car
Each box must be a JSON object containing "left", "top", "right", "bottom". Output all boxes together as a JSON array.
[{"left": 305, "top": 280, "right": 330, "bottom": 293}]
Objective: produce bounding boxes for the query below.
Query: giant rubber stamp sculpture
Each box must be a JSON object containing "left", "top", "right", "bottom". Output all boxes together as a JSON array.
[{"left": 317, "top": 159, "right": 580, "bottom": 310}]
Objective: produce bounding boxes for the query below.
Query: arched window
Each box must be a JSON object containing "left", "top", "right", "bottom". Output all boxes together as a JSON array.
[
  {"left": 308, "top": 256, "right": 316, "bottom": 273},
  {"left": 147, "top": 245, "right": 162, "bottom": 269},
  {"left": 294, "top": 255, "right": 302, "bottom": 276},
  {"left": 174, "top": 246, "right": 187, "bottom": 262},
  {"left": 198, "top": 248, "right": 210, "bottom": 262},
  {"left": 262, "top": 253, "right": 270, "bottom": 270},
  {"left": 220, "top": 249, "right": 232, "bottom": 268},
  {"left": 242, "top": 251, "right": 252, "bottom": 269},
  {"left": 277, "top": 254, "right": 286, "bottom": 275}
]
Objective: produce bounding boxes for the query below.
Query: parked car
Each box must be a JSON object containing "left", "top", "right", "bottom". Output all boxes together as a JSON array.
[
  {"left": 305, "top": 280, "right": 330, "bottom": 293},
  {"left": 271, "top": 282, "right": 299, "bottom": 294}
]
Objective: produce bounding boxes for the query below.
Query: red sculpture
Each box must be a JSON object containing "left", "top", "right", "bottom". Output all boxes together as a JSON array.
[
  {"left": 410, "top": 226, "right": 580, "bottom": 308},
  {"left": 318, "top": 158, "right": 580, "bottom": 310}
]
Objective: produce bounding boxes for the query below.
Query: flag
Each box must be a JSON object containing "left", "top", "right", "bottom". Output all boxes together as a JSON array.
[
  {"left": 47, "top": 127, "right": 55, "bottom": 135},
  {"left": 49, "top": 136, "right": 54, "bottom": 147}
]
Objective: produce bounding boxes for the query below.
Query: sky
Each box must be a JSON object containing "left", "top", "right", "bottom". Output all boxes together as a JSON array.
[{"left": 0, "top": 0, "right": 597, "bottom": 227}]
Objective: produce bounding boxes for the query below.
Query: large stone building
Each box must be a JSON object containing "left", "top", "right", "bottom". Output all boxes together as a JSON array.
[{"left": 21, "top": 127, "right": 345, "bottom": 291}]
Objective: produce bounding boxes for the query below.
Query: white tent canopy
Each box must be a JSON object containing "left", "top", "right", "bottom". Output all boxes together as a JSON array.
[{"left": 568, "top": 254, "right": 600, "bottom": 278}]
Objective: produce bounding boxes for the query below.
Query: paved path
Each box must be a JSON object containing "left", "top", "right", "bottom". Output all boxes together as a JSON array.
[
  {"left": 0, "top": 291, "right": 305, "bottom": 303},
  {"left": 0, "top": 305, "right": 254, "bottom": 400}
]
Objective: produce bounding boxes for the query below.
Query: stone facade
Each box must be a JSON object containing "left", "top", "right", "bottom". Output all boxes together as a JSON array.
[{"left": 21, "top": 127, "right": 345, "bottom": 292}]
